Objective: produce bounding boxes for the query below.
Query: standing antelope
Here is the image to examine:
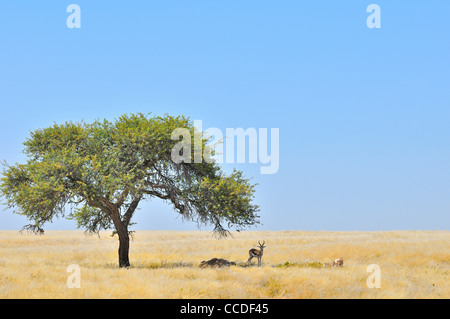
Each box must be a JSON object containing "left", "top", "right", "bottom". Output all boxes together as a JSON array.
[{"left": 248, "top": 240, "right": 266, "bottom": 266}]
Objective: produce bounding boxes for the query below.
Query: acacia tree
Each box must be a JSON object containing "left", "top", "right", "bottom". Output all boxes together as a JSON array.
[{"left": 0, "top": 113, "right": 259, "bottom": 267}]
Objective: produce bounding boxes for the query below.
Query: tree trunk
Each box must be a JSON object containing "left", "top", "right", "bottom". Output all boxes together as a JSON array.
[
  {"left": 117, "top": 228, "right": 130, "bottom": 268},
  {"left": 109, "top": 207, "right": 131, "bottom": 268},
  {"left": 102, "top": 201, "right": 135, "bottom": 268}
]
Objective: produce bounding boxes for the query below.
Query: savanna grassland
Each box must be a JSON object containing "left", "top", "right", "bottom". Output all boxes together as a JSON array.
[{"left": 0, "top": 230, "right": 448, "bottom": 298}]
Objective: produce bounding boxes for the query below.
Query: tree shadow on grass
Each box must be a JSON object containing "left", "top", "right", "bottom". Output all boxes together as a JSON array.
[{"left": 105, "top": 260, "right": 195, "bottom": 269}]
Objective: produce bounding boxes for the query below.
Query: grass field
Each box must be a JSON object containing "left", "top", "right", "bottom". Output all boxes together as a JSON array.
[{"left": 0, "top": 230, "right": 448, "bottom": 298}]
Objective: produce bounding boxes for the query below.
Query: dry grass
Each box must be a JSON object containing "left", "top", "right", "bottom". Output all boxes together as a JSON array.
[{"left": 0, "top": 230, "right": 448, "bottom": 298}]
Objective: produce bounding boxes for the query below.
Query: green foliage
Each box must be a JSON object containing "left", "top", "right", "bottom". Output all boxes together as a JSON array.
[{"left": 1, "top": 113, "right": 260, "bottom": 236}]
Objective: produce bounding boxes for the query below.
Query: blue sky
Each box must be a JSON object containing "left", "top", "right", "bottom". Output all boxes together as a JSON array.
[{"left": 0, "top": 1, "right": 449, "bottom": 231}]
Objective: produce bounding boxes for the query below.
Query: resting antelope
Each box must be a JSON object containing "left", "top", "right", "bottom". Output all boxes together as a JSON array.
[
  {"left": 248, "top": 240, "right": 266, "bottom": 266},
  {"left": 332, "top": 257, "right": 344, "bottom": 267}
]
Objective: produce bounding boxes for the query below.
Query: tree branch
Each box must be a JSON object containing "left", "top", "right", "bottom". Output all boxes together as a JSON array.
[
  {"left": 115, "top": 188, "right": 130, "bottom": 208},
  {"left": 122, "top": 195, "right": 142, "bottom": 227},
  {"left": 142, "top": 189, "right": 170, "bottom": 200}
]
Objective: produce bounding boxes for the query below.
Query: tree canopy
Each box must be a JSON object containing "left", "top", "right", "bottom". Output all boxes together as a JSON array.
[{"left": 0, "top": 113, "right": 260, "bottom": 267}]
